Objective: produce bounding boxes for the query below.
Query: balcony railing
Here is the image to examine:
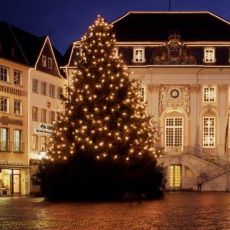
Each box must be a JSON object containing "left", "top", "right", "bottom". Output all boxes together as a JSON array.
[{"left": 158, "top": 145, "right": 229, "bottom": 169}]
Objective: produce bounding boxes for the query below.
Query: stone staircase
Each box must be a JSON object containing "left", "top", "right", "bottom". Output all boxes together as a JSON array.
[{"left": 157, "top": 146, "right": 229, "bottom": 191}]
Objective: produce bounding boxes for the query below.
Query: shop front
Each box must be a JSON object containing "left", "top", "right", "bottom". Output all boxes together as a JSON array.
[{"left": 0, "top": 161, "right": 30, "bottom": 195}]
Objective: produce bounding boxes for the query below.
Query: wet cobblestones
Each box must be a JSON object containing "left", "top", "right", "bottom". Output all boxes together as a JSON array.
[{"left": 0, "top": 192, "right": 230, "bottom": 229}]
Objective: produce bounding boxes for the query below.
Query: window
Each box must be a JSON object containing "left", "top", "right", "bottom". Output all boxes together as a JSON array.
[
  {"left": 204, "top": 48, "right": 216, "bottom": 63},
  {"left": 203, "top": 117, "right": 215, "bottom": 148},
  {"left": 14, "top": 130, "right": 22, "bottom": 152},
  {"left": 41, "top": 109, "right": 47, "bottom": 123},
  {"left": 57, "top": 87, "right": 63, "bottom": 100},
  {"left": 14, "top": 100, "right": 22, "bottom": 115},
  {"left": 203, "top": 86, "right": 216, "bottom": 103},
  {"left": 40, "top": 136, "right": 47, "bottom": 151},
  {"left": 165, "top": 117, "right": 183, "bottom": 148},
  {"left": 0, "top": 128, "right": 9, "bottom": 151},
  {"left": 42, "top": 55, "right": 46, "bottom": 67},
  {"left": 49, "top": 84, "right": 55, "bottom": 98},
  {"left": 139, "top": 85, "right": 145, "bottom": 102},
  {"left": 0, "top": 97, "right": 9, "bottom": 113},
  {"left": 0, "top": 66, "right": 9, "bottom": 82},
  {"left": 133, "top": 48, "right": 145, "bottom": 63},
  {"left": 114, "top": 48, "right": 119, "bottom": 57},
  {"left": 41, "top": 81, "right": 47, "bottom": 95},
  {"left": 32, "top": 107, "right": 38, "bottom": 121},
  {"left": 32, "top": 135, "right": 38, "bottom": 150},
  {"left": 14, "top": 70, "right": 22, "bottom": 85},
  {"left": 48, "top": 57, "right": 52, "bottom": 69},
  {"left": 32, "top": 79, "right": 38, "bottom": 93},
  {"left": 49, "top": 111, "right": 55, "bottom": 124}
]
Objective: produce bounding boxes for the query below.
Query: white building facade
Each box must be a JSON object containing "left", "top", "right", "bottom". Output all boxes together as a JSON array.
[{"left": 66, "top": 11, "right": 230, "bottom": 191}]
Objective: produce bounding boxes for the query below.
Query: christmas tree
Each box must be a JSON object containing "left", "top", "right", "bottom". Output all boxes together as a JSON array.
[
  {"left": 37, "top": 16, "right": 165, "bottom": 200},
  {"left": 48, "top": 16, "right": 159, "bottom": 163}
]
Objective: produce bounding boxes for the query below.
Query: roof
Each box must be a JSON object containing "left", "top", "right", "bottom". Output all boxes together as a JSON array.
[
  {"left": 0, "top": 21, "right": 64, "bottom": 67},
  {"left": 112, "top": 11, "right": 230, "bottom": 42}
]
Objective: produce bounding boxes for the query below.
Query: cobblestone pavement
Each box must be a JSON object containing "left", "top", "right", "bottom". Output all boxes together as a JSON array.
[{"left": 0, "top": 192, "right": 230, "bottom": 230}]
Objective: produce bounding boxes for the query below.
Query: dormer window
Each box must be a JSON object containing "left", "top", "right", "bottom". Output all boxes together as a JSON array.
[
  {"left": 203, "top": 47, "right": 216, "bottom": 63},
  {"left": 133, "top": 48, "right": 145, "bottom": 63},
  {"left": 42, "top": 55, "right": 47, "bottom": 67},
  {"left": 48, "top": 57, "right": 52, "bottom": 69},
  {"left": 228, "top": 48, "right": 230, "bottom": 63},
  {"left": 114, "top": 48, "right": 119, "bottom": 58}
]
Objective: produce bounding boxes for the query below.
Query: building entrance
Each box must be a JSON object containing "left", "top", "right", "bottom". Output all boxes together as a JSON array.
[{"left": 169, "top": 165, "right": 181, "bottom": 189}]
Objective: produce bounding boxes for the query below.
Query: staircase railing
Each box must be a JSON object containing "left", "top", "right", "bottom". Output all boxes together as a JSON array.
[{"left": 160, "top": 146, "right": 229, "bottom": 169}]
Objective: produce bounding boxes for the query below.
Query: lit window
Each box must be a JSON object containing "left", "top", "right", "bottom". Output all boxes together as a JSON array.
[
  {"left": 32, "top": 79, "right": 38, "bottom": 93},
  {"left": 41, "top": 81, "right": 47, "bottom": 95},
  {"left": 57, "top": 87, "right": 63, "bottom": 100},
  {"left": 40, "top": 136, "right": 47, "bottom": 151},
  {"left": 14, "top": 130, "right": 22, "bottom": 152},
  {"left": 41, "top": 109, "right": 47, "bottom": 123},
  {"left": 49, "top": 84, "right": 55, "bottom": 98},
  {"left": 0, "top": 97, "right": 9, "bottom": 113},
  {"left": 32, "top": 107, "right": 38, "bottom": 121},
  {"left": 48, "top": 58, "right": 52, "bottom": 69},
  {"left": 0, "top": 66, "right": 9, "bottom": 82},
  {"left": 114, "top": 48, "right": 119, "bottom": 57},
  {"left": 133, "top": 48, "right": 145, "bottom": 63},
  {"left": 204, "top": 48, "right": 216, "bottom": 63},
  {"left": 42, "top": 55, "right": 46, "bottom": 67},
  {"left": 0, "top": 128, "right": 9, "bottom": 151},
  {"left": 14, "top": 70, "right": 22, "bottom": 85},
  {"left": 14, "top": 100, "right": 22, "bottom": 115},
  {"left": 165, "top": 117, "right": 183, "bottom": 148},
  {"left": 203, "top": 86, "right": 216, "bottom": 103},
  {"left": 203, "top": 117, "right": 215, "bottom": 148},
  {"left": 32, "top": 135, "right": 38, "bottom": 150},
  {"left": 49, "top": 111, "right": 55, "bottom": 124}
]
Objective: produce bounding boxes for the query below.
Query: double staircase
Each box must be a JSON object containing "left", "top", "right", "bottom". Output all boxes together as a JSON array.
[{"left": 157, "top": 146, "right": 230, "bottom": 191}]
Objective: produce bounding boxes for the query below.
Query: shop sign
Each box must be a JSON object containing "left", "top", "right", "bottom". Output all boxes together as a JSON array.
[
  {"left": 0, "top": 84, "right": 22, "bottom": 96},
  {"left": 0, "top": 160, "right": 27, "bottom": 166},
  {"left": 35, "top": 123, "right": 53, "bottom": 134}
]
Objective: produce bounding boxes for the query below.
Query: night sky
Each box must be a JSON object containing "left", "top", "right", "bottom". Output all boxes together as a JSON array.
[{"left": 1, "top": 0, "right": 230, "bottom": 54}]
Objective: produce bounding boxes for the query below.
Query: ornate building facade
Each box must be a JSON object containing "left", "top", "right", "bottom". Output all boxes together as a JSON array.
[{"left": 66, "top": 11, "right": 230, "bottom": 191}]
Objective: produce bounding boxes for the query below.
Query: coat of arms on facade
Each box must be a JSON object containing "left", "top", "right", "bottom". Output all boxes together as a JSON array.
[
  {"left": 153, "top": 32, "right": 197, "bottom": 65},
  {"left": 159, "top": 85, "right": 190, "bottom": 115}
]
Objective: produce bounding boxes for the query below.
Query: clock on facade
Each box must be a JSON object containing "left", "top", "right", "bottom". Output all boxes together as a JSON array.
[{"left": 170, "top": 89, "right": 180, "bottom": 98}]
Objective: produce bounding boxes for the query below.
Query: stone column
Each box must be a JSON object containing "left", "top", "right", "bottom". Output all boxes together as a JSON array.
[
  {"left": 190, "top": 85, "right": 201, "bottom": 148},
  {"left": 218, "top": 84, "right": 228, "bottom": 157},
  {"left": 148, "top": 84, "right": 160, "bottom": 121}
]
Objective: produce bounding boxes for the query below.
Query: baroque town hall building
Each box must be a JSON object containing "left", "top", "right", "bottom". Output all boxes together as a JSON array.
[{"left": 65, "top": 12, "right": 230, "bottom": 191}]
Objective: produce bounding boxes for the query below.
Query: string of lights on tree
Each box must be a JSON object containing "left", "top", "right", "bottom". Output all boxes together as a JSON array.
[{"left": 47, "top": 16, "right": 160, "bottom": 162}]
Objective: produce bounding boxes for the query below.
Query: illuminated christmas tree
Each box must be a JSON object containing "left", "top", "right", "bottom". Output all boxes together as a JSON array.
[
  {"left": 36, "top": 16, "right": 165, "bottom": 201},
  {"left": 47, "top": 16, "right": 159, "bottom": 163}
]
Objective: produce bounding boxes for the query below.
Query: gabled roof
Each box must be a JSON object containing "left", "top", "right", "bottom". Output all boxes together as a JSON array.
[
  {"left": 0, "top": 21, "right": 64, "bottom": 68},
  {"left": 112, "top": 11, "right": 230, "bottom": 42},
  {"left": 0, "top": 21, "right": 45, "bottom": 66}
]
